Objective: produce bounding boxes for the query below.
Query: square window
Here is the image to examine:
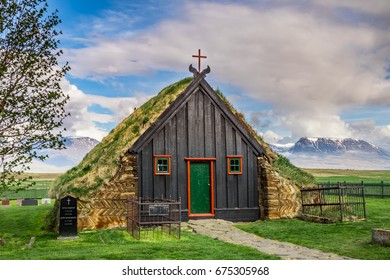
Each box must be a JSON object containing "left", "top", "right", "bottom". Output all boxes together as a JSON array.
[
  {"left": 157, "top": 158, "right": 168, "bottom": 172},
  {"left": 154, "top": 155, "right": 171, "bottom": 175},
  {"left": 227, "top": 156, "right": 242, "bottom": 175}
]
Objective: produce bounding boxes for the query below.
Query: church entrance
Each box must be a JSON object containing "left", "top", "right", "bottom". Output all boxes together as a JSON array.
[{"left": 186, "top": 158, "right": 215, "bottom": 217}]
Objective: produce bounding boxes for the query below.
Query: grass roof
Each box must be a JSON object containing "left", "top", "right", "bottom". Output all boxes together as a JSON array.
[
  {"left": 50, "top": 77, "right": 194, "bottom": 197},
  {"left": 51, "top": 76, "right": 314, "bottom": 197}
]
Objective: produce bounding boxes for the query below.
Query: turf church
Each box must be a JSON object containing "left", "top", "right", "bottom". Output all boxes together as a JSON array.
[
  {"left": 129, "top": 63, "right": 265, "bottom": 221},
  {"left": 58, "top": 50, "right": 301, "bottom": 229}
]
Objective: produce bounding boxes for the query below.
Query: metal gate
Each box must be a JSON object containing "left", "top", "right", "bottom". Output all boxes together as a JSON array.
[
  {"left": 301, "top": 184, "right": 366, "bottom": 222},
  {"left": 127, "top": 197, "right": 181, "bottom": 239}
]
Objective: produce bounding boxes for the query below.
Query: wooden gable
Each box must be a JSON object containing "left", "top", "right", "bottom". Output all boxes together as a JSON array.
[{"left": 129, "top": 75, "right": 265, "bottom": 156}]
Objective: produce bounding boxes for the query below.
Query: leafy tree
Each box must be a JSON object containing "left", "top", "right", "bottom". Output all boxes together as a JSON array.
[{"left": 0, "top": 0, "right": 70, "bottom": 192}]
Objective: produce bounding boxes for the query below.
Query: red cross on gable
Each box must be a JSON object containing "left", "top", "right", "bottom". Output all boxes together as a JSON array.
[{"left": 192, "top": 49, "right": 207, "bottom": 73}]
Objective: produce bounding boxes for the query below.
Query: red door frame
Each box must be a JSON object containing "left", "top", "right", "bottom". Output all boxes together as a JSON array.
[{"left": 185, "top": 158, "right": 216, "bottom": 218}]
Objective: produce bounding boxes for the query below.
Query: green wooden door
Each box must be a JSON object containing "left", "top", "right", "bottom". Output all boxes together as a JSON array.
[{"left": 190, "top": 162, "right": 211, "bottom": 214}]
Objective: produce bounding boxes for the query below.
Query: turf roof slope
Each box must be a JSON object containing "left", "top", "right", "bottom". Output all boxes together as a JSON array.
[
  {"left": 50, "top": 77, "right": 194, "bottom": 197},
  {"left": 51, "top": 76, "right": 314, "bottom": 197}
]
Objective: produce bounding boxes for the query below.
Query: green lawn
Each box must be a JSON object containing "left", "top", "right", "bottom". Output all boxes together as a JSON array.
[
  {"left": 0, "top": 205, "right": 278, "bottom": 260},
  {"left": 3, "top": 171, "right": 390, "bottom": 260},
  {"left": 237, "top": 197, "right": 390, "bottom": 260}
]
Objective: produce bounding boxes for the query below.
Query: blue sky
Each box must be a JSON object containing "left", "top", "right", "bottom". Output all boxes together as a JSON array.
[{"left": 46, "top": 0, "right": 390, "bottom": 150}]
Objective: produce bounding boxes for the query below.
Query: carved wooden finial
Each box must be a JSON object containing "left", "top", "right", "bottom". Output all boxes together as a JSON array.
[{"left": 189, "top": 49, "right": 211, "bottom": 78}]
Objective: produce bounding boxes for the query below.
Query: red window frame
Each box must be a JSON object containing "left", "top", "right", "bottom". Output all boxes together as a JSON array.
[{"left": 154, "top": 155, "right": 171, "bottom": 175}]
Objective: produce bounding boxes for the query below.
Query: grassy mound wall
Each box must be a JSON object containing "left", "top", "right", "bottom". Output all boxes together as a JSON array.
[{"left": 50, "top": 77, "right": 193, "bottom": 197}]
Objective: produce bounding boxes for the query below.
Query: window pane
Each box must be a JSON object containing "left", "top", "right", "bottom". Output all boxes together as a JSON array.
[
  {"left": 229, "top": 158, "right": 241, "bottom": 173},
  {"left": 156, "top": 157, "right": 169, "bottom": 173}
]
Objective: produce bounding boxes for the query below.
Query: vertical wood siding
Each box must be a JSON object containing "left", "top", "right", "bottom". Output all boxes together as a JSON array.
[{"left": 137, "top": 88, "right": 259, "bottom": 213}]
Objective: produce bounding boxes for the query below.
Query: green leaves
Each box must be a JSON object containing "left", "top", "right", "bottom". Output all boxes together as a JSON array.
[{"left": 0, "top": 0, "right": 69, "bottom": 192}]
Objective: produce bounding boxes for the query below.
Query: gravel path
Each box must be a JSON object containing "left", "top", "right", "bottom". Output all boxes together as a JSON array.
[{"left": 185, "top": 219, "right": 351, "bottom": 260}]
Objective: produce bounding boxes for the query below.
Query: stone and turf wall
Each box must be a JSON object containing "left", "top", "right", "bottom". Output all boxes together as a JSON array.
[
  {"left": 77, "top": 153, "right": 138, "bottom": 229},
  {"left": 257, "top": 157, "right": 301, "bottom": 219}
]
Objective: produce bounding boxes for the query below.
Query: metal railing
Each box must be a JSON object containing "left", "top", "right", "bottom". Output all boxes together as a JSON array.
[
  {"left": 301, "top": 184, "right": 366, "bottom": 222},
  {"left": 318, "top": 181, "right": 390, "bottom": 198},
  {"left": 127, "top": 197, "right": 181, "bottom": 240}
]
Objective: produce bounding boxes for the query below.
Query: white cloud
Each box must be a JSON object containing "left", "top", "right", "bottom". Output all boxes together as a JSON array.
[
  {"left": 60, "top": 79, "right": 150, "bottom": 141},
  {"left": 349, "top": 120, "right": 390, "bottom": 151},
  {"left": 63, "top": 1, "right": 390, "bottom": 146},
  {"left": 262, "top": 130, "right": 281, "bottom": 144},
  {"left": 281, "top": 112, "right": 352, "bottom": 139},
  {"left": 312, "top": 0, "right": 390, "bottom": 16}
]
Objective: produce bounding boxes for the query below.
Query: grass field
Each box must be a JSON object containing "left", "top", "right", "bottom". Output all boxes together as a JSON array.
[
  {"left": 0, "top": 204, "right": 279, "bottom": 260},
  {"left": 13, "top": 173, "right": 61, "bottom": 189},
  {"left": 2, "top": 170, "right": 390, "bottom": 260},
  {"left": 1, "top": 197, "right": 388, "bottom": 260},
  {"left": 0, "top": 173, "right": 61, "bottom": 199},
  {"left": 305, "top": 169, "right": 390, "bottom": 183},
  {"left": 237, "top": 197, "right": 390, "bottom": 260}
]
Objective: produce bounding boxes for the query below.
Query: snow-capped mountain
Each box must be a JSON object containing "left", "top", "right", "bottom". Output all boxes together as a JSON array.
[
  {"left": 61, "top": 137, "right": 100, "bottom": 160},
  {"left": 29, "top": 136, "right": 99, "bottom": 173},
  {"left": 271, "top": 137, "right": 390, "bottom": 170},
  {"left": 288, "top": 137, "right": 389, "bottom": 156},
  {"left": 269, "top": 142, "right": 294, "bottom": 153}
]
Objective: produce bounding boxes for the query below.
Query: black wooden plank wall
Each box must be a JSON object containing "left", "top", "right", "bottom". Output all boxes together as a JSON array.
[{"left": 138, "top": 88, "right": 259, "bottom": 210}]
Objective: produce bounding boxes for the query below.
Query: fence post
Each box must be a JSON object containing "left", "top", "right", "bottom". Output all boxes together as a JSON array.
[
  {"left": 338, "top": 182, "right": 344, "bottom": 221},
  {"left": 362, "top": 186, "right": 367, "bottom": 220},
  {"left": 381, "top": 181, "right": 384, "bottom": 199},
  {"left": 138, "top": 197, "right": 142, "bottom": 239},
  {"left": 319, "top": 188, "right": 323, "bottom": 217},
  {"left": 179, "top": 197, "right": 182, "bottom": 239}
]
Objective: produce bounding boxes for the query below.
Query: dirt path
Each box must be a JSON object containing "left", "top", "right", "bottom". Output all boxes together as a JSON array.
[{"left": 185, "top": 219, "right": 351, "bottom": 260}]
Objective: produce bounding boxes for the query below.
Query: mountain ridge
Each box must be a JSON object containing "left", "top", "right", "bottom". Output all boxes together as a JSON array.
[
  {"left": 271, "top": 137, "right": 390, "bottom": 170},
  {"left": 29, "top": 136, "right": 99, "bottom": 173},
  {"left": 289, "top": 137, "right": 389, "bottom": 156}
]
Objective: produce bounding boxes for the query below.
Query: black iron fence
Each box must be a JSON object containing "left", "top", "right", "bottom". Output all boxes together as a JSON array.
[
  {"left": 319, "top": 181, "right": 390, "bottom": 198},
  {"left": 127, "top": 197, "right": 181, "bottom": 240},
  {"left": 301, "top": 184, "right": 366, "bottom": 222}
]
